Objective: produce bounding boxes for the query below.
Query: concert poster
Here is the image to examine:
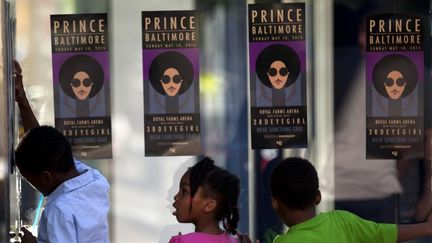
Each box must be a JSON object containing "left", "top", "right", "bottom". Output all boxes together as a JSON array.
[
  {"left": 51, "top": 13, "right": 112, "bottom": 159},
  {"left": 248, "top": 3, "right": 307, "bottom": 149},
  {"left": 142, "top": 11, "right": 201, "bottom": 156},
  {"left": 366, "top": 13, "right": 424, "bottom": 159}
]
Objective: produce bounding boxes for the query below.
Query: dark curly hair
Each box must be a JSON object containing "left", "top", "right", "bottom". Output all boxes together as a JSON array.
[
  {"left": 15, "top": 126, "right": 75, "bottom": 175},
  {"left": 149, "top": 51, "right": 194, "bottom": 95},
  {"left": 372, "top": 54, "right": 418, "bottom": 98},
  {"left": 189, "top": 157, "right": 240, "bottom": 235},
  {"left": 59, "top": 54, "right": 104, "bottom": 99},
  {"left": 256, "top": 44, "right": 301, "bottom": 88},
  {"left": 270, "top": 157, "right": 319, "bottom": 210}
]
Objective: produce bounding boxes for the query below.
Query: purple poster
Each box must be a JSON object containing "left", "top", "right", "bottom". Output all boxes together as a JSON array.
[
  {"left": 51, "top": 13, "right": 112, "bottom": 159},
  {"left": 248, "top": 3, "right": 307, "bottom": 149},
  {"left": 142, "top": 11, "right": 200, "bottom": 156},
  {"left": 366, "top": 14, "right": 424, "bottom": 159}
]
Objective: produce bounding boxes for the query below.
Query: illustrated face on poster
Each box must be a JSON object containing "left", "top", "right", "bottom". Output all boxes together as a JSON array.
[
  {"left": 149, "top": 51, "right": 194, "bottom": 97},
  {"left": 267, "top": 60, "right": 289, "bottom": 89},
  {"left": 59, "top": 54, "right": 104, "bottom": 100},
  {"left": 256, "top": 44, "right": 300, "bottom": 90},
  {"left": 71, "top": 71, "right": 92, "bottom": 100},
  {"left": 161, "top": 68, "right": 182, "bottom": 96},
  {"left": 372, "top": 54, "right": 418, "bottom": 101}
]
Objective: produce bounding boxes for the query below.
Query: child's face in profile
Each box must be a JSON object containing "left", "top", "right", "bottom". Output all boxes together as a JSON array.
[
  {"left": 17, "top": 167, "right": 50, "bottom": 196},
  {"left": 172, "top": 171, "right": 206, "bottom": 224}
]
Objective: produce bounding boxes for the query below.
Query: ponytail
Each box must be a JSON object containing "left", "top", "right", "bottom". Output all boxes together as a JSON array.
[{"left": 224, "top": 179, "right": 240, "bottom": 234}]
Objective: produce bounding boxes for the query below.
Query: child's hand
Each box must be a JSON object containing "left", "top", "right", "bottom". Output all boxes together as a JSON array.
[
  {"left": 13, "top": 59, "right": 26, "bottom": 104},
  {"left": 20, "top": 227, "right": 37, "bottom": 243},
  {"left": 237, "top": 233, "right": 259, "bottom": 243}
]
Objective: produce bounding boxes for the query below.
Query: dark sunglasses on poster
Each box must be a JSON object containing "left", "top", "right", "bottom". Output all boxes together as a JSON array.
[
  {"left": 268, "top": 67, "right": 289, "bottom": 77},
  {"left": 384, "top": 78, "right": 405, "bottom": 87},
  {"left": 161, "top": 75, "right": 182, "bottom": 84},
  {"left": 71, "top": 78, "right": 93, "bottom": 87}
]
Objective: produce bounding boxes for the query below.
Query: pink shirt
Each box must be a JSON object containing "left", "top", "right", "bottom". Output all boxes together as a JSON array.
[{"left": 169, "top": 232, "right": 238, "bottom": 243}]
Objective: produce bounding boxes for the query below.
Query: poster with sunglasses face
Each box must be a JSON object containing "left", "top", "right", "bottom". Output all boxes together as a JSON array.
[
  {"left": 142, "top": 11, "right": 200, "bottom": 156},
  {"left": 248, "top": 3, "right": 307, "bottom": 149},
  {"left": 51, "top": 13, "right": 112, "bottom": 159},
  {"left": 366, "top": 14, "right": 424, "bottom": 159}
]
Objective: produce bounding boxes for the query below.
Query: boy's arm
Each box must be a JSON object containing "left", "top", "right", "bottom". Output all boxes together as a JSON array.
[
  {"left": 14, "top": 60, "right": 39, "bottom": 132},
  {"left": 397, "top": 209, "right": 432, "bottom": 242}
]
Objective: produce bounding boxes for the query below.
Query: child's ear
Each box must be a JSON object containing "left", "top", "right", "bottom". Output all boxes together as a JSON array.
[
  {"left": 41, "top": 170, "right": 54, "bottom": 186},
  {"left": 315, "top": 190, "right": 322, "bottom": 205},
  {"left": 203, "top": 199, "right": 217, "bottom": 213},
  {"left": 271, "top": 197, "right": 279, "bottom": 210}
]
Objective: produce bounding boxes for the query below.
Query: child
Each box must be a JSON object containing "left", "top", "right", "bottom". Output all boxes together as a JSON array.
[
  {"left": 270, "top": 157, "right": 432, "bottom": 243},
  {"left": 15, "top": 126, "right": 110, "bottom": 243},
  {"left": 14, "top": 60, "right": 110, "bottom": 243},
  {"left": 170, "top": 157, "right": 240, "bottom": 243}
]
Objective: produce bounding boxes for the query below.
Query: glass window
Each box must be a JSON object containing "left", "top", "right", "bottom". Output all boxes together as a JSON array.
[{"left": 6, "top": 0, "right": 431, "bottom": 242}]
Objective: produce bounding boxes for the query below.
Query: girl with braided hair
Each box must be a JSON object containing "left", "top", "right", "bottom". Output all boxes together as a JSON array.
[{"left": 170, "top": 157, "right": 242, "bottom": 243}]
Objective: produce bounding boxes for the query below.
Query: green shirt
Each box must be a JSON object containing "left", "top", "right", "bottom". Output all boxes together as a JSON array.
[{"left": 273, "top": 210, "right": 397, "bottom": 243}]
